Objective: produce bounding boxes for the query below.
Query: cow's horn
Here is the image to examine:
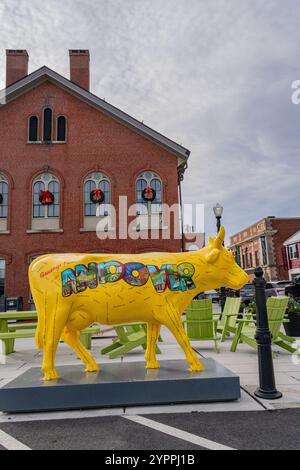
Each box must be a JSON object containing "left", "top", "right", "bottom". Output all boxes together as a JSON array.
[{"left": 214, "top": 226, "right": 225, "bottom": 249}]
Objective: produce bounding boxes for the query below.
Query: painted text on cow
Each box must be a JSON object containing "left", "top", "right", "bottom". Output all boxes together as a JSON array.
[{"left": 61, "top": 260, "right": 196, "bottom": 297}]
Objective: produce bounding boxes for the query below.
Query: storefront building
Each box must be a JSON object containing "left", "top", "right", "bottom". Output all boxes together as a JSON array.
[
  {"left": 283, "top": 231, "right": 300, "bottom": 281},
  {"left": 229, "top": 217, "right": 300, "bottom": 281}
]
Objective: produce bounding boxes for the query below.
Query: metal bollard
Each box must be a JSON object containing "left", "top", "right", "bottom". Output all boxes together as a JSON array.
[{"left": 253, "top": 267, "right": 282, "bottom": 400}]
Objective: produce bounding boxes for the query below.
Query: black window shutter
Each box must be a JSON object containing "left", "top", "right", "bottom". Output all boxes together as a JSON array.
[
  {"left": 29, "top": 116, "right": 38, "bottom": 142},
  {"left": 57, "top": 116, "right": 66, "bottom": 141},
  {"left": 43, "top": 108, "right": 52, "bottom": 142}
]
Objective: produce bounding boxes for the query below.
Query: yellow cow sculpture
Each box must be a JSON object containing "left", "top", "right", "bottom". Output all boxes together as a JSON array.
[{"left": 29, "top": 227, "right": 249, "bottom": 381}]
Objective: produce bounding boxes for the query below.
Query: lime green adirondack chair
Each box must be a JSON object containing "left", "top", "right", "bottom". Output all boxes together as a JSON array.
[
  {"left": 184, "top": 299, "right": 220, "bottom": 353},
  {"left": 217, "top": 297, "right": 242, "bottom": 342},
  {"left": 126, "top": 324, "right": 163, "bottom": 345},
  {"left": 101, "top": 323, "right": 161, "bottom": 359},
  {"left": 230, "top": 296, "right": 297, "bottom": 353}
]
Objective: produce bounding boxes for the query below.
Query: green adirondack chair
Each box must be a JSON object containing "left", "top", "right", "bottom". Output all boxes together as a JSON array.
[
  {"left": 217, "top": 297, "right": 242, "bottom": 342},
  {"left": 0, "top": 311, "right": 101, "bottom": 354},
  {"left": 230, "top": 296, "right": 297, "bottom": 353},
  {"left": 101, "top": 323, "right": 161, "bottom": 359},
  {"left": 184, "top": 299, "right": 220, "bottom": 353},
  {"left": 126, "top": 324, "right": 163, "bottom": 344}
]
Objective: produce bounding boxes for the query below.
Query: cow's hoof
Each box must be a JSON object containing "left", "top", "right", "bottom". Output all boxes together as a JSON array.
[
  {"left": 146, "top": 360, "right": 160, "bottom": 369},
  {"left": 188, "top": 363, "right": 205, "bottom": 372},
  {"left": 43, "top": 370, "right": 60, "bottom": 381},
  {"left": 85, "top": 364, "right": 100, "bottom": 373}
]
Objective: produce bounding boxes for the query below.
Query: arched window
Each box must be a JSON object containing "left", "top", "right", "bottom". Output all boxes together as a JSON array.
[
  {"left": 135, "top": 171, "right": 163, "bottom": 230},
  {"left": 32, "top": 173, "right": 60, "bottom": 231},
  {"left": 43, "top": 108, "right": 52, "bottom": 142},
  {"left": 28, "top": 116, "right": 38, "bottom": 142},
  {"left": 84, "top": 172, "right": 111, "bottom": 218},
  {"left": 0, "top": 176, "right": 8, "bottom": 220},
  {"left": 136, "top": 171, "right": 162, "bottom": 215},
  {"left": 57, "top": 116, "right": 66, "bottom": 142}
]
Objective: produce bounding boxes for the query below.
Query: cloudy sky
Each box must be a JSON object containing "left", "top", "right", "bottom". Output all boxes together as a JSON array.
[{"left": 0, "top": 0, "right": 299, "bottom": 241}]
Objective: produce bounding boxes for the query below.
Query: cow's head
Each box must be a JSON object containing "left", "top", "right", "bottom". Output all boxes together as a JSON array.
[{"left": 203, "top": 226, "right": 249, "bottom": 290}]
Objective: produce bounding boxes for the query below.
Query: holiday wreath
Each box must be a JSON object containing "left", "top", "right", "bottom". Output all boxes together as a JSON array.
[
  {"left": 90, "top": 188, "right": 105, "bottom": 204},
  {"left": 142, "top": 187, "right": 156, "bottom": 202}
]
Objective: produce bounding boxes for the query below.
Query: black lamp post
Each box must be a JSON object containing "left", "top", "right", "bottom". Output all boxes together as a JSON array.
[
  {"left": 213, "top": 203, "right": 226, "bottom": 311},
  {"left": 253, "top": 267, "right": 282, "bottom": 400}
]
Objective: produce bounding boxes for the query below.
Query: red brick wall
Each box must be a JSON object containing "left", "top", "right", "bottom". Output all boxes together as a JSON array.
[
  {"left": 271, "top": 219, "right": 300, "bottom": 279},
  {"left": 0, "top": 81, "right": 182, "bottom": 307}
]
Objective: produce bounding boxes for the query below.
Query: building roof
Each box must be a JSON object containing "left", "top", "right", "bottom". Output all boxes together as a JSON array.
[
  {"left": 284, "top": 230, "right": 300, "bottom": 246},
  {"left": 0, "top": 66, "right": 190, "bottom": 172}
]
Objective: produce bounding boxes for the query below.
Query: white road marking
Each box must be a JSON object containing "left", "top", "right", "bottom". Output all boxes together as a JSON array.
[
  {"left": 0, "top": 429, "right": 31, "bottom": 450},
  {"left": 123, "top": 415, "right": 235, "bottom": 451}
]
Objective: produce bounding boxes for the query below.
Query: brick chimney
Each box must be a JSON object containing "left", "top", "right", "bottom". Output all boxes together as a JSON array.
[
  {"left": 6, "top": 49, "right": 29, "bottom": 87},
  {"left": 69, "top": 50, "right": 90, "bottom": 91}
]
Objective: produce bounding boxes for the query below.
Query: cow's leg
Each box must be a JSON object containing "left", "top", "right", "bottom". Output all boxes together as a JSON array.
[
  {"left": 61, "top": 327, "right": 99, "bottom": 373},
  {"left": 42, "top": 310, "right": 67, "bottom": 381},
  {"left": 145, "top": 322, "right": 161, "bottom": 369},
  {"left": 158, "top": 305, "right": 205, "bottom": 372}
]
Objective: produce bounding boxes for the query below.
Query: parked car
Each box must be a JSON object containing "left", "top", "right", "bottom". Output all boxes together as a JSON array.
[
  {"left": 269, "top": 280, "right": 292, "bottom": 297},
  {"left": 204, "top": 290, "right": 219, "bottom": 303},
  {"left": 239, "top": 282, "right": 283, "bottom": 305},
  {"left": 285, "top": 277, "right": 300, "bottom": 301}
]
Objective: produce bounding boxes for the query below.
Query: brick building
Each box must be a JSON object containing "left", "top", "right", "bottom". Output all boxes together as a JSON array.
[
  {"left": 283, "top": 231, "right": 300, "bottom": 281},
  {"left": 229, "top": 217, "right": 300, "bottom": 281},
  {"left": 0, "top": 49, "right": 195, "bottom": 308}
]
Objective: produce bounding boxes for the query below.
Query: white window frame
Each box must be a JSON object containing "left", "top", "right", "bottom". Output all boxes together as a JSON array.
[
  {"left": 289, "top": 244, "right": 299, "bottom": 260},
  {"left": 31, "top": 173, "right": 60, "bottom": 231},
  {"left": 136, "top": 171, "right": 163, "bottom": 230},
  {"left": 83, "top": 172, "right": 111, "bottom": 231}
]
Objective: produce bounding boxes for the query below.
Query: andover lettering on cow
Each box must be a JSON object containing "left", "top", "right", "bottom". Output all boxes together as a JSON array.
[{"left": 61, "top": 261, "right": 196, "bottom": 297}]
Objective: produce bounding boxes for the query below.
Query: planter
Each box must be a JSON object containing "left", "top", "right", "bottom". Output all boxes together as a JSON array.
[{"left": 284, "top": 312, "right": 300, "bottom": 337}]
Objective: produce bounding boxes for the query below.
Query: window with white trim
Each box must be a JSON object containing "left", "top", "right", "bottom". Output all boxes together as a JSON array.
[
  {"left": 83, "top": 172, "right": 111, "bottom": 230},
  {"left": 32, "top": 173, "right": 60, "bottom": 231},
  {"left": 288, "top": 244, "right": 299, "bottom": 260},
  {"left": 136, "top": 171, "right": 163, "bottom": 230},
  {"left": 0, "top": 175, "right": 8, "bottom": 232}
]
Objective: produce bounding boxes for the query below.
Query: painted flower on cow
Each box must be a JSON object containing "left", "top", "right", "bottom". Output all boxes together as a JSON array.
[
  {"left": 142, "top": 186, "right": 156, "bottom": 202},
  {"left": 90, "top": 188, "right": 105, "bottom": 204},
  {"left": 39, "top": 190, "right": 55, "bottom": 206}
]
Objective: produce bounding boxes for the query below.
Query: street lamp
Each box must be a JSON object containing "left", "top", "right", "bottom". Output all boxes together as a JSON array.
[
  {"left": 213, "top": 203, "right": 226, "bottom": 311},
  {"left": 213, "top": 203, "right": 223, "bottom": 231}
]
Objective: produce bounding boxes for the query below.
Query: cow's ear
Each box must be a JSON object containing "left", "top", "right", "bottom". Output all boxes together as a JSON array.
[{"left": 205, "top": 248, "right": 220, "bottom": 264}]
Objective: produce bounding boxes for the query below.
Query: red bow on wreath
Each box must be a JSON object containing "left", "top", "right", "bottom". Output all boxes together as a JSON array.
[
  {"left": 39, "top": 190, "right": 55, "bottom": 205},
  {"left": 142, "top": 186, "right": 156, "bottom": 202}
]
